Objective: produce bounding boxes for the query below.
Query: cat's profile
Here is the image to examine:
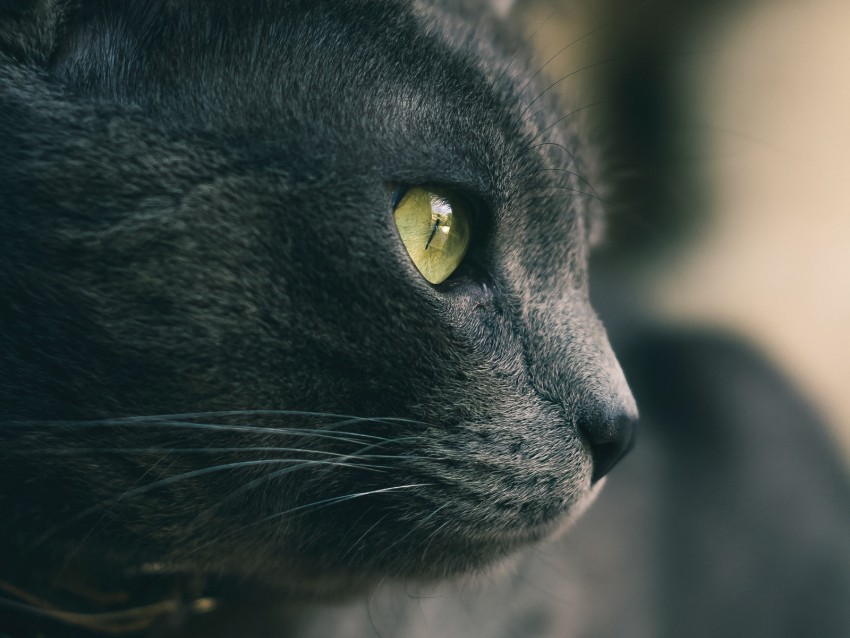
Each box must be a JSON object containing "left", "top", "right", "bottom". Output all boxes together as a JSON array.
[{"left": 1, "top": 1, "right": 848, "bottom": 637}]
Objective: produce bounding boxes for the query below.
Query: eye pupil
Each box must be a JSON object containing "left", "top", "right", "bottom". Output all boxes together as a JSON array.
[
  {"left": 425, "top": 198, "right": 452, "bottom": 250},
  {"left": 393, "top": 187, "right": 471, "bottom": 284}
]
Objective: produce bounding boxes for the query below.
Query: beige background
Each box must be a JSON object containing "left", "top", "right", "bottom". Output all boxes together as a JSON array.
[
  {"left": 525, "top": 0, "right": 850, "bottom": 459},
  {"left": 658, "top": 0, "right": 850, "bottom": 457}
]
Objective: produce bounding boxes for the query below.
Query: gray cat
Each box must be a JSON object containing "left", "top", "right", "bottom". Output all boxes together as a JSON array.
[{"left": 1, "top": 1, "right": 848, "bottom": 637}]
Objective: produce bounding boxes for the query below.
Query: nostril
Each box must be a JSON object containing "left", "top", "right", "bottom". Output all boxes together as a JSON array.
[{"left": 580, "top": 412, "right": 638, "bottom": 483}]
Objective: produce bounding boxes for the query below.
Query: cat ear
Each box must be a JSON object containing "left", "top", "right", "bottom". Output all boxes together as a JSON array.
[{"left": 0, "top": 0, "right": 69, "bottom": 64}]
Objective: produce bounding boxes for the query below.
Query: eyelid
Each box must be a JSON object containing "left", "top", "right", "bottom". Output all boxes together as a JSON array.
[{"left": 391, "top": 187, "right": 409, "bottom": 209}]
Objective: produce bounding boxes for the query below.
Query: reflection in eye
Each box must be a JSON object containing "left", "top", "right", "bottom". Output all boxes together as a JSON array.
[{"left": 393, "top": 187, "right": 471, "bottom": 284}]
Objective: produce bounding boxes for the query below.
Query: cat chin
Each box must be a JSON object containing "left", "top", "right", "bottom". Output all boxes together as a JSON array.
[
  {"left": 278, "top": 483, "right": 606, "bottom": 601},
  {"left": 290, "top": 480, "right": 606, "bottom": 595},
  {"left": 543, "top": 476, "right": 607, "bottom": 542},
  {"left": 463, "top": 475, "right": 606, "bottom": 551}
]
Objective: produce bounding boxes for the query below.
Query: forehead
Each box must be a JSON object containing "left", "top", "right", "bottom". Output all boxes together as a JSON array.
[
  {"left": 52, "top": 0, "right": 596, "bottom": 268},
  {"left": 54, "top": 2, "right": 563, "bottom": 144},
  {"left": 56, "top": 3, "right": 504, "bottom": 107}
]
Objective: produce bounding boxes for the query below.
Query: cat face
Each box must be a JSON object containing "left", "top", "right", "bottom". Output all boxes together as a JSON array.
[{"left": 0, "top": 0, "right": 636, "bottom": 592}]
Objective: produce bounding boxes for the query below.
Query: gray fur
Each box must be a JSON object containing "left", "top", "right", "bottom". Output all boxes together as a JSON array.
[
  {"left": 2, "top": 1, "right": 848, "bottom": 637},
  {"left": 1, "top": 0, "right": 632, "bottom": 609}
]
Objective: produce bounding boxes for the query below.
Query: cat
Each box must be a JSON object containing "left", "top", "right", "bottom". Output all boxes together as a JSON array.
[{"left": 1, "top": 1, "right": 848, "bottom": 637}]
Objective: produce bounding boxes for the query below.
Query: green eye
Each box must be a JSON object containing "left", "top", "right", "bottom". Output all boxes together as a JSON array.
[{"left": 393, "top": 187, "right": 471, "bottom": 284}]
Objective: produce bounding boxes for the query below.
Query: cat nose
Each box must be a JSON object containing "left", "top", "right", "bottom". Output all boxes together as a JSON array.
[{"left": 578, "top": 408, "right": 638, "bottom": 482}]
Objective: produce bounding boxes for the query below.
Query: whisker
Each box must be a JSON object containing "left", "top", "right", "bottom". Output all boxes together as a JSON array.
[
  {"left": 103, "top": 458, "right": 386, "bottom": 503},
  {"left": 4, "top": 409, "right": 428, "bottom": 427},
  {"left": 207, "top": 437, "right": 426, "bottom": 507},
  {"left": 185, "top": 484, "right": 432, "bottom": 558},
  {"left": 4, "top": 420, "right": 395, "bottom": 444},
  {"left": 516, "top": 0, "right": 651, "bottom": 94},
  {"left": 518, "top": 23, "right": 613, "bottom": 95},
  {"left": 338, "top": 513, "right": 391, "bottom": 563},
  {"left": 4, "top": 410, "right": 435, "bottom": 448},
  {"left": 498, "top": 8, "right": 556, "bottom": 81},
  {"left": 518, "top": 152, "right": 604, "bottom": 196},
  {"left": 520, "top": 60, "right": 613, "bottom": 120},
  {"left": 419, "top": 518, "right": 453, "bottom": 565},
  {"left": 8, "top": 447, "right": 410, "bottom": 456},
  {"left": 256, "top": 484, "right": 432, "bottom": 526},
  {"left": 27, "top": 458, "right": 386, "bottom": 552},
  {"left": 372, "top": 504, "right": 449, "bottom": 566},
  {"left": 516, "top": 180, "right": 607, "bottom": 205},
  {"left": 110, "top": 409, "right": 428, "bottom": 425},
  {"left": 528, "top": 101, "right": 604, "bottom": 144}
]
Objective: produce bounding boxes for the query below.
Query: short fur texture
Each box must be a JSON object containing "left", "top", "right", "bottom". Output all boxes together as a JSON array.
[
  {"left": 1, "top": 0, "right": 634, "bottom": 622},
  {"left": 2, "top": 1, "right": 848, "bottom": 637}
]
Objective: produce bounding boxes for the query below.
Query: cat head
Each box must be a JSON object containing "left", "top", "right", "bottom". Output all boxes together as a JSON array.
[{"left": 0, "top": 0, "right": 636, "bottom": 593}]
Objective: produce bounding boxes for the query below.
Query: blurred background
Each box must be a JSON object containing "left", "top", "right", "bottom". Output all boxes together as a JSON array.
[{"left": 515, "top": 0, "right": 850, "bottom": 460}]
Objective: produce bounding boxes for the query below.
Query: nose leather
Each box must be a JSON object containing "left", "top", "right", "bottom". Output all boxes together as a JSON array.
[{"left": 579, "top": 410, "right": 638, "bottom": 482}]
